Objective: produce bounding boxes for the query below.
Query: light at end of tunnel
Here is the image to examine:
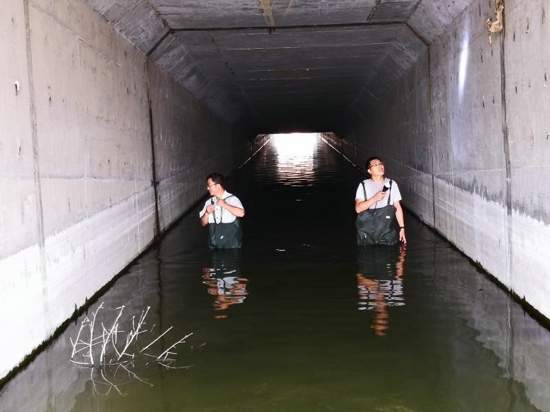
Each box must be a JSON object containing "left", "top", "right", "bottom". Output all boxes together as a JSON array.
[{"left": 271, "top": 133, "right": 318, "bottom": 160}]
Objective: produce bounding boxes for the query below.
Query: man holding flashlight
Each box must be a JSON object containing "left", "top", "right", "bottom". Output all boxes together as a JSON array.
[
  {"left": 354, "top": 157, "right": 406, "bottom": 245},
  {"left": 200, "top": 173, "right": 245, "bottom": 249}
]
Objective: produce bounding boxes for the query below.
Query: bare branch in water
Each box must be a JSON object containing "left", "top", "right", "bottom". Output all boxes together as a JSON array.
[
  {"left": 140, "top": 326, "right": 173, "bottom": 353},
  {"left": 70, "top": 303, "right": 194, "bottom": 397},
  {"left": 157, "top": 333, "right": 194, "bottom": 362}
]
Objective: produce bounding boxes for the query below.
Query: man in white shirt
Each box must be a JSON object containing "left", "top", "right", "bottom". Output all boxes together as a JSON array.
[
  {"left": 199, "top": 173, "right": 245, "bottom": 249},
  {"left": 355, "top": 157, "right": 407, "bottom": 245}
]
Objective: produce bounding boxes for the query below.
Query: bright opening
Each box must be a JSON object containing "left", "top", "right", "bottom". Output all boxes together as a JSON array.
[
  {"left": 272, "top": 133, "right": 318, "bottom": 162},
  {"left": 271, "top": 133, "right": 319, "bottom": 185}
]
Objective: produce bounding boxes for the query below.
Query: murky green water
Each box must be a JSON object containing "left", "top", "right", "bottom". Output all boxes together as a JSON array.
[{"left": 2, "top": 135, "right": 550, "bottom": 412}]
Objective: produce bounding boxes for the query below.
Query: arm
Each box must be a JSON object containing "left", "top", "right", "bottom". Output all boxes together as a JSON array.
[
  {"left": 394, "top": 201, "right": 407, "bottom": 244},
  {"left": 355, "top": 190, "right": 386, "bottom": 213},
  {"left": 200, "top": 204, "right": 216, "bottom": 226},
  {"left": 200, "top": 212, "right": 209, "bottom": 226},
  {"left": 217, "top": 198, "right": 245, "bottom": 218}
]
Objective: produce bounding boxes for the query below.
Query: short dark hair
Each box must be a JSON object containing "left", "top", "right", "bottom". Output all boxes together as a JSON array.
[
  {"left": 366, "top": 156, "right": 383, "bottom": 169},
  {"left": 206, "top": 172, "right": 224, "bottom": 186}
]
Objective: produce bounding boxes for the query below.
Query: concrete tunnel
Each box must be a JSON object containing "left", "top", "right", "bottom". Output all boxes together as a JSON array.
[{"left": 1, "top": 0, "right": 549, "bottom": 381}]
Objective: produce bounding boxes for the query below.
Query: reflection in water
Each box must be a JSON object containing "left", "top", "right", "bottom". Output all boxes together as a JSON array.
[
  {"left": 202, "top": 250, "right": 248, "bottom": 319},
  {"left": 272, "top": 133, "right": 318, "bottom": 186},
  {"left": 356, "top": 246, "right": 406, "bottom": 336}
]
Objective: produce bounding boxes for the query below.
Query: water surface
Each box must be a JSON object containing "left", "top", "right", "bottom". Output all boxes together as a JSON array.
[{"left": 1, "top": 135, "right": 550, "bottom": 412}]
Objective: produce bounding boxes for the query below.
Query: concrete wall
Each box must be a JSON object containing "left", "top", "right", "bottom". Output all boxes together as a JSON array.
[
  {"left": 504, "top": 0, "right": 550, "bottom": 319},
  {"left": 341, "top": 0, "right": 550, "bottom": 320},
  {"left": 147, "top": 63, "right": 252, "bottom": 232},
  {"left": 0, "top": 0, "right": 251, "bottom": 380}
]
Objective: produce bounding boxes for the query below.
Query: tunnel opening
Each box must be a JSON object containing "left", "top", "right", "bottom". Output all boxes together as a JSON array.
[{"left": 270, "top": 132, "right": 319, "bottom": 171}]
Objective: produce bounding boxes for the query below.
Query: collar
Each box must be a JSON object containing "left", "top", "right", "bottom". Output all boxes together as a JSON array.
[{"left": 213, "top": 191, "right": 231, "bottom": 201}]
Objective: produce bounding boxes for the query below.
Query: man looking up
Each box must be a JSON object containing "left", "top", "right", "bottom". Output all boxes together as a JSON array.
[{"left": 355, "top": 157, "right": 406, "bottom": 245}]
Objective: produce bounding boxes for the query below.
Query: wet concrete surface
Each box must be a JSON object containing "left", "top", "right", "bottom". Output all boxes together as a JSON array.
[{"left": 1, "top": 134, "right": 550, "bottom": 412}]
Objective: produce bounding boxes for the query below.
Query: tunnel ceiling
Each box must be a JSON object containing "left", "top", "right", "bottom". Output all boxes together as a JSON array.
[{"left": 87, "top": 0, "right": 472, "bottom": 133}]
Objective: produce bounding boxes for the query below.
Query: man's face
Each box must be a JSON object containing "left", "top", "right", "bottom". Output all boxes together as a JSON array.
[
  {"left": 368, "top": 159, "right": 385, "bottom": 176},
  {"left": 206, "top": 178, "right": 220, "bottom": 196}
]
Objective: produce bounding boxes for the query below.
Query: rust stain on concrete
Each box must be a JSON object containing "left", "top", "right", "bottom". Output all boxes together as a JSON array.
[
  {"left": 486, "top": 0, "right": 504, "bottom": 44},
  {"left": 259, "top": 0, "right": 276, "bottom": 27},
  {"left": 285, "top": 0, "right": 295, "bottom": 17}
]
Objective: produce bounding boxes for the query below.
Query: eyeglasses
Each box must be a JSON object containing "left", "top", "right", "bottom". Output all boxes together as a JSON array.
[
  {"left": 206, "top": 183, "right": 218, "bottom": 189},
  {"left": 369, "top": 162, "right": 384, "bottom": 169}
]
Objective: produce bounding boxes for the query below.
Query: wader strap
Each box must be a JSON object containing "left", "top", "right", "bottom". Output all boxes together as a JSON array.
[{"left": 214, "top": 195, "right": 234, "bottom": 224}]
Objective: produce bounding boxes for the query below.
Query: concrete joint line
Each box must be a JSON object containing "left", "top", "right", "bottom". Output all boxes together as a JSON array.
[
  {"left": 497, "top": 11, "right": 513, "bottom": 286},
  {"left": 146, "top": 29, "right": 172, "bottom": 57},
  {"left": 120, "top": 0, "right": 172, "bottom": 57},
  {"left": 172, "top": 21, "right": 406, "bottom": 32},
  {"left": 23, "top": 0, "right": 50, "bottom": 330},
  {"left": 428, "top": 47, "right": 436, "bottom": 227},
  {"left": 23, "top": 0, "right": 45, "bottom": 252},
  {"left": 145, "top": 66, "right": 161, "bottom": 241},
  {"left": 498, "top": 26, "right": 511, "bottom": 215},
  {"left": 405, "top": 22, "right": 430, "bottom": 47}
]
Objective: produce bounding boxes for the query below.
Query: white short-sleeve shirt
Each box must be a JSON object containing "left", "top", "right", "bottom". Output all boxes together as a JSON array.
[
  {"left": 199, "top": 191, "right": 243, "bottom": 224},
  {"left": 355, "top": 178, "right": 402, "bottom": 209}
]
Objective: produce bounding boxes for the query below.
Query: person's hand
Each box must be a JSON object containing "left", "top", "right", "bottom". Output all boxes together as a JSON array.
[
  {"left": 399, "top": 228, "right": 407, "bottom": 244},
  {"left": 371, "top": 191, "right": 386, "bottom": 202},
  {"left": 206, "top": 204, "right": 215, "bottom": 214}
]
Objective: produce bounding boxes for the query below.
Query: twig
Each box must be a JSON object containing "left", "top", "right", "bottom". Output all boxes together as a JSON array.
[
  {"left": 119, "top": 364, "right": 154, "bottom": 387},
  {"left": 157, "top": 333, "right": 193, "bottom": 362},
  {"left": 117, "top": 307, "right": 150, "bottom": 361},
  {"left": 139, "top": 326, "right": 173, "bottom": 353},
  {"left": 70, "top": 319, "right": 89, "bottom": 358},
  {"left": 158, "top": 363, "right": 193, "bottom": 370},
  {"left": 101, "top": 369, "right": 124, "bottom": 396},
  {"left": 71, "top": 359, "right": 92, "bottom": 366},
  {"left": 88, "top": 303, "right": 104, "bottom": 364},
  {"left": 100, "top": 306, "right": 125, "bottom": 364}
]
